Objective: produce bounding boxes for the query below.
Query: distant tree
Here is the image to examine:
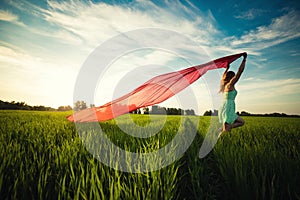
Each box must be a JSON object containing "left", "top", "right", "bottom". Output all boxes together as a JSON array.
[
  {"left": 74, "top": 101, "right": 87, "bottom": 111},
  {"left": 167, "top": 108, "right": 178, "bottom": 115},
  {"left": 185, "top": 109, "right": 195, "bottom": 116},
  {"left": 203, "top": 109, "right": 218, "bottom": 116},
  {"left": 178, "top": 108, "right": 183, "bottom": 115},
  {"left": 33, "top": 105, "right": 46, "bottom": 111},
  {"left": 203, "top": 110, "right": 212, "bottom": 116},
  {"left": 280, "top": 113, "right": 287, "bottom": 117},
  {"left": 151, "top": 105, "right": 166, "bottom": 114},
  {"left": 212, "top": 109, "right": 218, "bottom": 116},
  {"left": 143, "top": 107, "right": 149, "bottom": 114},
  {"left": 151, "top": 105, "right": 159, "bottom": 114},
  {"left": 241, "top": 111, "right": 250, "bottom": 116},
  {"left": 130, "top": 108, "right": 140, "bottom": 114},
  {"left": 190, "top": 109, "right": 195, "bottom": 115},
  {"left": 58, "top": 105, "right": 72, "bottom": 111},
  {"left": 90, "top": 104, "right": 95, "bottom": 108}
]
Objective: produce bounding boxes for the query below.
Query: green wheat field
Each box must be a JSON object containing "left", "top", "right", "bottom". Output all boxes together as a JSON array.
[{"left": 0, "top": 110, "right": 299, "bottom": 200}]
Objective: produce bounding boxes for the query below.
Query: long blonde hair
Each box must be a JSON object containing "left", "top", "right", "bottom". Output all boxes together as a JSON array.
[{"left": 219, "top": 71, "right": 235, "bottom": 93}]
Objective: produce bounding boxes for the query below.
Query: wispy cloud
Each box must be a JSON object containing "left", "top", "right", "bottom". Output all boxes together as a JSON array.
[
  {"left": 4, "top": 0, "right": 300, "bottom": 60},
  {"left": 234, "top": 8, "right": 265, "bottom": 20},
  {"left": 238, "top": 78, "right": 300, "bottom": 98},
  {"left": 0, "top": 45, "right": 40, "bottom": 68},
  {"left": 6, "top": 0, "right": 275, "bottom": 59},
  {"left": 237, "top": 78, "right": 300, "bottom": 114},
  {"left": 1, "top": 0, "right": 300, "bottom": 112},
  {"left": 231, "top": 9, "right": 300, "bottom": 48},
  {"left": 289, "top": 50, "right": 300, "bottom": 56},
  {"left": 0, "top": 9, "right": 24, "bottom": 26},
  {"left": 208, "top": 9, "right": 300, "bottom": 61},
  {"left": 1, "top": 0, "right": 223, "bottom": 108},
  {"left": 11, "top": 0, "right": 220, "bottom": 49},
  {"left": 0, "top": 9, "right": 17, "bottom": 21},
  {"left": 0, "top": 45, "right": 78, "bottom": 106},
  {"left": 5, "top": 0, "right": 48, "bottom": 18}
]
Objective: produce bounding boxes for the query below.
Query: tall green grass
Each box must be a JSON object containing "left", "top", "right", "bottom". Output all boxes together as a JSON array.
[
  {"left": 213, "top": 117, "right": 300, "bottom": 200},
  {"left": 0, "top": 110, "right": 299, "bottom": 199}
]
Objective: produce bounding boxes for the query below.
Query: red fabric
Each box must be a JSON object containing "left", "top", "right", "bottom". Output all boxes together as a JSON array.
[{"left": 67, "top": 53, "right": 244, "bottom": 122}]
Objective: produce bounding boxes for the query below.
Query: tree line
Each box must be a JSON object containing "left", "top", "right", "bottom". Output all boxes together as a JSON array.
[
  {"left": 203, "top": 109, "right": 300, "bottom": 118},
  {"left": 0, "top": 100, "right": 196, "bottom": 116},
  {"left": 0, "top": 100, "right": 95, "bottom": 111},
  {"left": 0, "top": 100, "right": 71, "bottom": 111},
  {"left": 2, "top": 100, "right": 297, "bottom": 118},
  {"left": 131, "top": 105, "right": 196, "bottom": 116}
]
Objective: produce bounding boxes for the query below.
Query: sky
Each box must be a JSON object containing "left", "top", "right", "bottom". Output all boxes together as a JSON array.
[{"left": 0, "top": 0, "right": 300, "bottom": 115}]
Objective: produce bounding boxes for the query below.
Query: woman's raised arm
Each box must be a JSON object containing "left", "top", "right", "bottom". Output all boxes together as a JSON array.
[
  {"left": 222, "top": 64, "right": 230, "bottom": 78},
  {"left": 229, "top": 53, "right": 247, "bottom": 85}
]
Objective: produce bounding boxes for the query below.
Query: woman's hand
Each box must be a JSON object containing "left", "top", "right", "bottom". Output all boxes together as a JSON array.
[{"left": 242, "top": 52, "right": 247, "bottom": 59}]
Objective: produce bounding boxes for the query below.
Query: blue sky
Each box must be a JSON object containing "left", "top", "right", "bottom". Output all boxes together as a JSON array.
[{"left": 0, "top": 0, "right": 299, "bottom": 115}]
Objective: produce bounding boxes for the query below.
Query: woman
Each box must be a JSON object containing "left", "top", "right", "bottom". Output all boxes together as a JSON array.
[{"left": 218, "top": 52, "right": 247, "bottom": 137}]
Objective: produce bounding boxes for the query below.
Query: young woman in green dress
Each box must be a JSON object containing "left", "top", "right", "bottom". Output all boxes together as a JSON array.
[{"left": 218, "top": 52, "right": 247, "bottom": 137}]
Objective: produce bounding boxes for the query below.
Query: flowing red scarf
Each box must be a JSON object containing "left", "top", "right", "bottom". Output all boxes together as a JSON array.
[{"left": 67, "top": 53, "right": 245, "bottom": 122}]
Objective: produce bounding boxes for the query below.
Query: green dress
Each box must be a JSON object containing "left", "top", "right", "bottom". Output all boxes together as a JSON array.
[{"left": 219, "top": 90, "right": 238, "bottom": 124}]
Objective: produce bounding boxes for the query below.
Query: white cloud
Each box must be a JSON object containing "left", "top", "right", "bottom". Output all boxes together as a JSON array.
[
  {"left": 6, "top": 0, "right": 49, "bottom": 18},
  {"left": 206, "top": 9, "right": 300, "bottom": 68},
  {"left": 6, "top": 0, "right": 300, "bottom": 58},
  {"left": 0, "top": 9, "right": 24, "bottom": 26},
  {"left": 234, "top": 9, "right": 265, "bottom": 20},
  {"left": 231, "top": 10, "right": 300, "bottom": 48},
  {"left": 0, "top": 9, "right": 17, "bottom": 21},
  {"left": 2, "top": 0, "right": 299, "bottom": 113},
  {"left": 0, "top": 45, "right": 41, "bottom": 68},
  {"left": 40, "top": 0, "right": 220, "bottom": 48},
  {"left": 0, "top": 45, "right": 79, "bottom": 107},
  {"left": 235, "top": 78, "right": 300, "bottom": 114},
  {"left": 237, "top": 78, "right": 300, "bottom": 107},
  {"left": 1, "top": 0, "right": 222, "bottom": 108},
  {"left": 289, "top": 51, "right": 300, "bottom": 56}
]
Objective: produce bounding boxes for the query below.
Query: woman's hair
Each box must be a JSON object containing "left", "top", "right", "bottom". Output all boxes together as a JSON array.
[{"left": 219, "top": 71, "right": 235, "bottom": 93}]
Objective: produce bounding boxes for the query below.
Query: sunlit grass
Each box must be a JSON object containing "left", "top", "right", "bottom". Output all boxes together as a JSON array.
[{"left": 0, "top": 111, "right": 299, "bottom": 199}]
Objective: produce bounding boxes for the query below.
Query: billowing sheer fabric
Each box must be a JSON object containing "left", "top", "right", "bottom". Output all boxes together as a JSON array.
[{"left": 67, "top": 53, "right": 244, "bottom": 122}]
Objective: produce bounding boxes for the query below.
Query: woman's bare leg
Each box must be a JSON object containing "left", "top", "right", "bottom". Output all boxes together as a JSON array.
[
  {"left": 218, "top": 117, "right": 244, "bottom": 138},
  {"left": 218, "top": 123, "right": 231, "bottom": 138},
  {"left": 231, "top": 116, "right": 245, "bottom": 129}
]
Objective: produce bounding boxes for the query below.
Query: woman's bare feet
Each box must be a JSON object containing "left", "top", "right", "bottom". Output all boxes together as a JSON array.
[{"left": 218, "top": 123, "right": 233, "bottom": 139}]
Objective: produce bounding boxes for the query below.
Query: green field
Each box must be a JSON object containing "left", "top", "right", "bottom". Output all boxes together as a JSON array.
[{"left": 0, "top": 110, "right": 299, "bottom": 200}]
